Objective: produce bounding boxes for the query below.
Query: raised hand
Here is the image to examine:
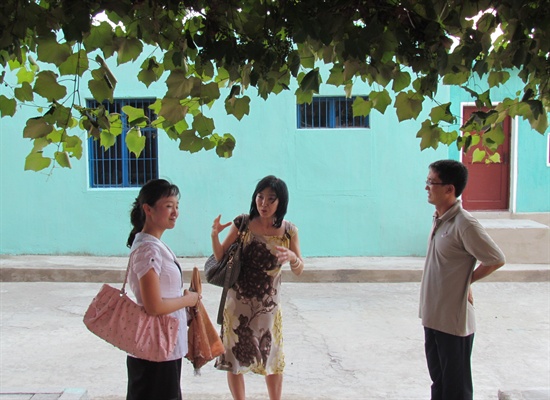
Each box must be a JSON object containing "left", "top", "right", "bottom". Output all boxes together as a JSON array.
[{"left": 211, "top": 214, "right": 232, "bottom": 237}]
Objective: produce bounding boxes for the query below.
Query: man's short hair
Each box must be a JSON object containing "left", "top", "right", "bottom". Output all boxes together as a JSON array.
[{"left": 429, "top": 159, "right": 469, "bottom": 197}]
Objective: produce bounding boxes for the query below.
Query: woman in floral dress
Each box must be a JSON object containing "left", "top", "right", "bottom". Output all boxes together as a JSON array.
[{"left": 210, "top": 175, "right": 304, "bottom": 400}]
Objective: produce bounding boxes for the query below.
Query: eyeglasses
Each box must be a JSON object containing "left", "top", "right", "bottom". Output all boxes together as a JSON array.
[{"left": 425, "top": 179, "right": 447, "bottom": 186}]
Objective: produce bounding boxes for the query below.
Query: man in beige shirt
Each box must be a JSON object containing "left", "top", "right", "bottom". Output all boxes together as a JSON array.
[{"left": 419, "top": 160, "right": 505, "bottom": 400}]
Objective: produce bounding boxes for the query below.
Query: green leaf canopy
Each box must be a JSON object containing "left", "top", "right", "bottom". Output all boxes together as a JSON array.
[{"left": 0, "top": 0, "right": 548, "bottom": 171}]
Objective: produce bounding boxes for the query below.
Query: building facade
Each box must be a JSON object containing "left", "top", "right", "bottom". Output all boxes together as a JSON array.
[{"left": 1, "top": 58, "right": 548, "bottom": 257}]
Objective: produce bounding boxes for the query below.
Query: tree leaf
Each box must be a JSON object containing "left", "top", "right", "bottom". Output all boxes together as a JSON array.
[
  {"left": 158, "top": 98, "right": 189, "bottom": 125},
  {"left": 443, "top": 72, "right": 469, "bottom": 85},
  {"left": 525, "top": 100, "right": 549, "bottom": 134},
  {"left": 16, "top": 67, "right": 35, "bottom": 84},
  {"left": 179, "top": 129, "right": 203, "bottom": 153},
  {"left": 297, "top": 45, "right": 315, "bottom": 69},
  {"left": 122, "top": 105, "right": 148, "bottom": 127},
  {"left": 487, "top": 71, "right": 510, "bottom": 88},
  {"left": 392, "top": 71, "right": 411, "bottom": 92},
  {"left": 166, "top": 70, "right": 194, "bottom": 98},
  {"left": 198, "top": 81, "right": 221, "bottom": 104},
  {"left": 0, "top": 95, "right": 17, "bottom": 117},
  {"left": 327, "top": 65, "right": 344, "bottom": 86},
  {"left": 59, "top": 49, "right": 89, "bottom": 77},
  {"left": 42, "top": 103, "right": 71, "bottom": 129},
  {"left": 370, "top": 90, "right": 391, "bottom": 114},
  {"left": 225, "top": 96, "right": 250, "bottom": 120},
  {"left": 343, "top": 60, "right": 361, "bottom": 81},
  {"left": 14, "top": 82, "right": 34, "bottom": 102},
  {"left": 416, "top": 120, "right": 441, "bottom": 150},
  {"left": 138, "top": 57, "right": 164, "bottom": 87},
  {"left": 33, "top": 71, "right": 66, "bottom": 101},
  {"left": 64, "top": 135, "right": 83, "bottom": 159},
  {"left": 88, "top": 76, "right": 114, "bottom": 103},
  {"left": 36, "top": 35, "right": 71, "bottom": 66},
  {"left": 429, "top": 103, "right": 455, "bottom": 124},
  {"left": 352, "top": 97, "right": 372, "bottom": 117},
  {"left": 47, "top": 128, "right": 63, "bottom": 143},
  {"left": 24, "top": 152, "right": 51, "bottom": 171},
  {"left": 440, "top": 129, "right": 459, "bottom": 145},
  {"left": 108, "top": 113, "right": 123, "bottom": 137},
  {"left": 482, "top": 124, "right": 505, "bottom": 151},
  {"left": 528, "top": 110, "right": 548, "bottom": 134},
  {"left": 125, "top": 128, "right": 146, "bottom": 156},
  {"left": 472, "top": 148, "right": 486, "bottom": 163},
  {"left": 100, "top": 130, "right": 116, "bottom": 150},
  {"left": 138, "top": 68, "right": 159, "bottom": 88},
  {"left": 295, "top": 87, "right": 314, "bottom": 105},
  {"left": 23, "top": 118, "right": 53, "bottom": 139},
  {"left": 215, "top": 133, "right": 236, "bottom": 158},
  {"left": 54, "top": 151, "right": 71, "bottom": 168},
  {"left": 395, "top": 91, "right": 423, "bottom": 121},
  {"left": 192, "top": 113, "right": 215, "bottom": 137},
  {"left": 299, "top": 69, "right": 320, "bottom": 93},
  {"left": 487, "top": 152, "right": 501, "bottom": 163},
  {"left": 31, "top": 137, "right": 50, "bottom": 152},
  {"left": 83, "top": 22, "right": 115, "bottom": 52},
  {"left": 116, "top": 37, "right": 143, "bottom": 65}
]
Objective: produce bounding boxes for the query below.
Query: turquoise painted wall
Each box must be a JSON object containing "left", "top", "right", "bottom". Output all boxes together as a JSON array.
[
  {"left": 1, "top": 55, "right": 505, "bottom": 257},
  {"left": 515, "top": 119, "right": 550, "bottom": 212}
]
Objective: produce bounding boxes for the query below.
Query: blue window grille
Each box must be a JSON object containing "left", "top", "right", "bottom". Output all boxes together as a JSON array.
[
  {"left": 297, "top": 96, "right": 370, "bottom": 129},
  {"left": 87, "top": 98, "right": 158, "bottom": 188}
]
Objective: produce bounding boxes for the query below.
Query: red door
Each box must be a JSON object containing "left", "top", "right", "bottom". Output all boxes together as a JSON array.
[{"left": 461, "top": 106, "right": 511, "bottom": 211}]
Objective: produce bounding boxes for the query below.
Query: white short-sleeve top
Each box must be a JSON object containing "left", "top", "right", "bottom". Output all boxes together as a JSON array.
[{"left": 128, "top": 232, "right": 188, "bottom": 360}]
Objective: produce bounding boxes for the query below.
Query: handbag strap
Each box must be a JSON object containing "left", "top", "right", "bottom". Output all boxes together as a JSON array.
[
  {"left": 220, "top": 214, "right": 249, "bottom": 294},
  {"left": 121, "top": 257, "right": 132, "bottom": 295},
  {"left": 236, "top": 214, "right": 249, "bottom": 242},
  {"left": 216, "top": 214, "right": 250, "bottom": 325}
]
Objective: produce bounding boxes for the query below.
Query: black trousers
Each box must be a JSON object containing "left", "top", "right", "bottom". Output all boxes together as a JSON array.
[
  {"left": 424, "top": 327, "right": 474, "bottom": 400},
  {"left": 126, "top": 356, "right": 183, "bottom": 400}
]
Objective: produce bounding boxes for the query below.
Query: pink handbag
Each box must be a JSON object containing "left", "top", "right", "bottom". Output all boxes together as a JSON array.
[{"left": 83, "top": 261, "right": 179, "bottom": 362}]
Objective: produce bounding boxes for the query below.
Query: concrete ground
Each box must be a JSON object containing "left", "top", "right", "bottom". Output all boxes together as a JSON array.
[{"left": 0, "top": 256, "right": 549, "bottom": 400}]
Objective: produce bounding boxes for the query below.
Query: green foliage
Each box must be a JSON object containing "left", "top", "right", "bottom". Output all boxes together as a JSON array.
[
  {"left": 0, "top": 95, "right": 16, "bottom": 117},
  {"left": 125, "top": 128, "right": 146, "bottom": 157},
  {"left": 0, "top": 0, "right": 549, "bottom": 171}
]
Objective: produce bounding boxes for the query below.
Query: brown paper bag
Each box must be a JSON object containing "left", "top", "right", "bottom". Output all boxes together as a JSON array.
[{"left": 185, "top": 267, "right": 225, "bottom": 373}]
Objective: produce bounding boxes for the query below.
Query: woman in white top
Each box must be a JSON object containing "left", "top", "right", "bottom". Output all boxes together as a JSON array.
[{"left": 126, "top": 179, "right": 200, "bottom": 400}]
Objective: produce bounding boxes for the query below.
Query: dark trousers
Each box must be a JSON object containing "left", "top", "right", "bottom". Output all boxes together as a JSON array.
[
  {"left": 126, "top": 356, "right": 183, "bottom": 400},
  {"left": 424, "top": 327, "right": 474, "bottom": 400}
]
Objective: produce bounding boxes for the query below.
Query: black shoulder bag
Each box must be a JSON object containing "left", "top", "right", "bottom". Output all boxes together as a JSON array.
[{"left": 204, "top": 214, "right": 249, "bottom": 324}]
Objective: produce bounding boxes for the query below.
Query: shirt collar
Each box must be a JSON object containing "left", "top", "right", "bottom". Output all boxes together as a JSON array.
[{"left": 434, "top": 200, "right": 462, "bottom": 222}]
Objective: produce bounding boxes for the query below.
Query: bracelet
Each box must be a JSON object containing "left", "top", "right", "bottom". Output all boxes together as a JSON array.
[{"left": 290, "top": 258, "right": 301, "bottom": 269}]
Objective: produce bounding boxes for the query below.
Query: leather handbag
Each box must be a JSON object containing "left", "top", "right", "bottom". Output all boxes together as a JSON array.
[
  {"left": 204, "top": 214, "right": 249, "bottom": 288},
  {"left": 204, "top": 214, "right": 249, "bottom": 324},
  {"left": 83, "top": 259, "right": 179, "bottom": 362}
]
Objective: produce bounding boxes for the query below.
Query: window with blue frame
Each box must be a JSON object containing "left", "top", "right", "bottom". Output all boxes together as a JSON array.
[
  {"left": 297, "top": 96, "right": 370, "bottom": 129},
  {"left": 87, "top": 98, "right": 158, "bottom": 188}
]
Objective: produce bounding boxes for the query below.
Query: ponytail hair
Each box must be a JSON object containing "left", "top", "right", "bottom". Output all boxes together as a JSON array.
[{"left": 126, "top": 179, "right": 180, "bottom": 248}]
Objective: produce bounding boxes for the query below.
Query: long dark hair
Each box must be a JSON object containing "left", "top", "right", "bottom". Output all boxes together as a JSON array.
[
  {"left": 126, "top": 179, "right": 180, "bottom": 248},
  {"left": 249, "top": 175, "right": 289, "bottom": 228}
]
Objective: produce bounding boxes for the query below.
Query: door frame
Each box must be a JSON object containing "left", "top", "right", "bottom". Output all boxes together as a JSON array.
[{"left": 458, "top": 102, "right": 518, "bottom": 213}]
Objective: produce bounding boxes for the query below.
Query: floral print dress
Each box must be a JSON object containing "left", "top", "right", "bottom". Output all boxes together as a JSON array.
[{"left": 215, "top": 214, "right": 297, "bottom": 375}]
